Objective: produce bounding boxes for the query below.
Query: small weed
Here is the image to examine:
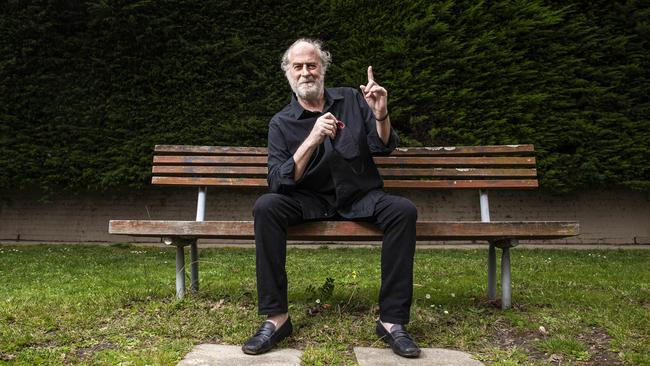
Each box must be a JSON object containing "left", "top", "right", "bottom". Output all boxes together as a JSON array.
[
  {"left": 574, "top": 349, "right": 592, "bottom": 361},
  {"left": 538, "top": 334, "right": 589, "bottom": 360},
  {"left": 306, "top": 277, "right": 335, "bottom": 303}
]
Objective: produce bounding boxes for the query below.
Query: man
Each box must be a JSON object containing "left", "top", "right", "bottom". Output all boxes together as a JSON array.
[{"left": 242, "top": 38, "right": 420, "bottom": 358}]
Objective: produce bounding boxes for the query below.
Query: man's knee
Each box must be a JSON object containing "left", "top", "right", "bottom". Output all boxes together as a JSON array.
[
  {"left": 253, "top": 193, "right": 286, "bottom": 218},
  {"left": 391, "top": 196, "right": 418, "bottom": 222}
]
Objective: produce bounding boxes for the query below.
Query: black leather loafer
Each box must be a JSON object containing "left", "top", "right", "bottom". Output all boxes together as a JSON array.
[
  {"left": 242, "top": 317, "right": 293, "bottom": 355},
  {"left": 375, "top": 320, "right": 421, "bottom": 358}
]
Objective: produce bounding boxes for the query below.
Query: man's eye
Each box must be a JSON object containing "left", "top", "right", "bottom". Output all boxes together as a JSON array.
[{"left": 308, "top": 65, "right": 317, "bottom": 70}]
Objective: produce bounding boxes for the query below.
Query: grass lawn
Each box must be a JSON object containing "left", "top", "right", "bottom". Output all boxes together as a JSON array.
[{"left": 0, "top": 244, "right": 648, "bottom": 365}]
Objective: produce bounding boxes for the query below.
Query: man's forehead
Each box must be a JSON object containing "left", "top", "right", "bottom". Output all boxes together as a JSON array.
[{"left": 289, "top": 42, "right": 319, "bottom": 63}]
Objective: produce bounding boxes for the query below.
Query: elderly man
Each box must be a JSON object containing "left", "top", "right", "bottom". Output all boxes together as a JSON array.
[{"left": 242, "top": 38, "right": 420, "bottom": 358}]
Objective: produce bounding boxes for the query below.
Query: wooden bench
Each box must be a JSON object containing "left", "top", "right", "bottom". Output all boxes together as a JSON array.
[{"left": 109, "top": 144, "right": 579, "bottom": 309}]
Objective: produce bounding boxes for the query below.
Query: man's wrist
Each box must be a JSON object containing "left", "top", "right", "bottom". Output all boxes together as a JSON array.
[
  {"left": 375, "top": 112, "right": 389, "bottom": 122},
  {"left": 306, "top": 135, "right": 322, "bottom": 148}
]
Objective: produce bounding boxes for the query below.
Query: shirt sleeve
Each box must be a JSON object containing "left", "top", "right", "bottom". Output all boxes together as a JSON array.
[
  {"left": 266, "top": 119, "right": 297, "bottom": 193},
  {"left": 356, "top": 90, "right": 400, "bottom": 156}
]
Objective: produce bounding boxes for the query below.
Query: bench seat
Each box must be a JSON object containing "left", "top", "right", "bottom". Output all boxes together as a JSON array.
[{"left": 110, "top": 220, "right": 578, "bottom": 241}]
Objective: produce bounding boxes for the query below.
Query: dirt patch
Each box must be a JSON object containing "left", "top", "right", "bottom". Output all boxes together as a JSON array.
[
  {"left": 474, "top": 297, "right": 550, "bottom": 312},
  {"left": 490, "top": 320, "right": 623, "bottom": 365},
  {"left": 490, "top": 318, "right": 548, "bottom": 361},
  {"left": 0, "top": 352, "right": 16, "bottom": 361},
  {"left": 70, "top": 340, "right": 116, "bottom": 360},
  {"left": 576, "top": 326, "right": 623, "bottom": 365}
]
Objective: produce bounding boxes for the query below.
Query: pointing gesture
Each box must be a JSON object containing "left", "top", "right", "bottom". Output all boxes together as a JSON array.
[{"left": 360, "top": 66, "right": 388, "bottom": 121}]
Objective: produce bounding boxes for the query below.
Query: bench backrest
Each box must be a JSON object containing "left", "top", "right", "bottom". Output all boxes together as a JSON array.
[{"left": 151, "top": 145, "right": 538, "bottom": 190}]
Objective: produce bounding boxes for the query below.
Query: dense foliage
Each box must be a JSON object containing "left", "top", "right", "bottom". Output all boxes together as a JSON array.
[{"left": 1, "top": 0, "right": 648, "bottom": 194}]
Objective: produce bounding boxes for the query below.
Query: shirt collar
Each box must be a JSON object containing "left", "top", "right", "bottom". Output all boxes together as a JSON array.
[{"left": 290, "top": 88, "right": 345, "bottom": 119}]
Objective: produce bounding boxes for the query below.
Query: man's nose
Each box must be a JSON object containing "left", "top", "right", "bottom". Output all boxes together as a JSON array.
[{"left": 300, "top": 65, "right": 310, "bottom": 75}]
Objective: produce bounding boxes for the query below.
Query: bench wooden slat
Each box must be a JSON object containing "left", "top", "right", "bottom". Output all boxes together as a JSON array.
[
  {"left": 392, "top": 145, "right": 534, "bottom": 156},
  {"left": 380, "top": 168, "right": 537, "bottom": 177},
  {"left": 151, "top": 176, "right": 538, "bottom": 189},
  {"left": 109, "top": 220, "right": 579, "bottom": 241},
  {"left": 383, "top": 179, "right": 539, "bottom": 189},
  {"left": 154, "top": 155, "right": 267, "bottom": 165},
  {"left": 155, "top": 145, "right": 268, "bottom": 155},
  {"left": 151, "top": 176, "right": 268, "bottom": 187},
  {"left": 152, "top": 166, "right": 268, "bottom": 175},
  {"left": 155, "top": 144, "right": 535, "bottom": 156},
  {"left": 153, "top": 155, "right": 536, "bottom": 167},
  {"left": 152, "top": 166, "right": 537, "bottom": 178},
  {"left": 374, "top": 156, "right": 536, "bottom": 166}
]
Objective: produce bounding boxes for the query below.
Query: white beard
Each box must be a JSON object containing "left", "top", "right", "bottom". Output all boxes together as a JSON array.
[{"left": 289, "top": 76, "right": 324, "bottom": 101}]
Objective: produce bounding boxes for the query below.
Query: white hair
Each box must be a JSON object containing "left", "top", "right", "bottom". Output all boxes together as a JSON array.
[{"left": 280, "top": 38, "right": 332, "bottom": 76}]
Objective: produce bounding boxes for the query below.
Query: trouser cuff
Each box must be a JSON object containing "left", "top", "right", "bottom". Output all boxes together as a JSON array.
[{"left": 379, "top": 314, "right": 410, "bottom": 324}]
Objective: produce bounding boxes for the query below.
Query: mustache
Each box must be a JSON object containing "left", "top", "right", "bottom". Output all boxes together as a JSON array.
[{"left": 299, "top": 75, "right": 316, "bottom": 83}]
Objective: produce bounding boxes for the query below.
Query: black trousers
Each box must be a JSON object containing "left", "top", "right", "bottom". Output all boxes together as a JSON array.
[{"left": 253, "top": 192, "right": 417, "bottom": 324}]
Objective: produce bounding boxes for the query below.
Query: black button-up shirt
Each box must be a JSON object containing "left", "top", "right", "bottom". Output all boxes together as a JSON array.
[{"left": 266, "top": 87, "right": 399, "bottom": 220}]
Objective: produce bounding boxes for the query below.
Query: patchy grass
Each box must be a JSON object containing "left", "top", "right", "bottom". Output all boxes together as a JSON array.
[{"left": 0, "top": 245, "right": 648, "bottom": 365}]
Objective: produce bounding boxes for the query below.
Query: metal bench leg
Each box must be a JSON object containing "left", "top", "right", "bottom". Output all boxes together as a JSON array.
[
  {"left": 190, "top": 240, "right": 199, "bottom": 292},
  {"left": 488, "top": 242, "right": 497, "bottom": 301},
  {"left": 175, "top": 245, "right": 186, "bottom": 299},
  {"left": 501, "top": 245, "right": 511, "bottom": 310}
]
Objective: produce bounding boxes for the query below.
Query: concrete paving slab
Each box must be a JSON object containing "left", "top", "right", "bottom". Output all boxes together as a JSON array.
[
  {"left": 354, "top": 347, "right": 484, "bottom": 366},
  {"left": 176, "top": 344, "right": 302, "bottom": 366}
]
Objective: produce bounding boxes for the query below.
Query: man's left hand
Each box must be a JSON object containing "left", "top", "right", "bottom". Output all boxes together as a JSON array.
[{"left": 360, "top": 66, "right": 388, "bottom": 121}]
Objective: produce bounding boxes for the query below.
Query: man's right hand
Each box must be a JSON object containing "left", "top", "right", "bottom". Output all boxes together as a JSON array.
[
  {"left": 307, "top": 112, "right": 338, "bottom": 146},
  {"left": 294, "top": 112, "right": 339, "bottom": 181}
]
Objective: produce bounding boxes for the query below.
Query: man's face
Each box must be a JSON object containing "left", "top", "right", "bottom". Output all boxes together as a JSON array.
[{"left": 286, "top": 42, "right": 324, "bottom": 101}]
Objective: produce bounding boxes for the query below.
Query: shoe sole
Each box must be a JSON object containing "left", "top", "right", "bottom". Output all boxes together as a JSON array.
[{"left": 242, "top": 344, "right": 272, "bottom": 355}]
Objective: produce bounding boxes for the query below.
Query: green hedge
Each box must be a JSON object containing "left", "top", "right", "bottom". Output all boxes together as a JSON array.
[{"left": 1, "top": 0, "right": 648, "bottom": 195}]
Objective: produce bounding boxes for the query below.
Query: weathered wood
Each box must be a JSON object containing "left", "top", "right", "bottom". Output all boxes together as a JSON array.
[
  {"left": 153, "top": 155, "right": 535, "bottom": 167},
  {"left": 154, "top": 155, "right": 267, "bottom": 165},
  {"left": 152, "top": 166, "right": 268, "bottom": 175},
  {"left": 109, "top": 220, "right": 579, "bottom": 241},
  {"left": 378, "top": 168, "right": 537, "bottom": 178},
  {"left": 152, "top": 166, "right": 536, "bottom": 178},
  {"left": 373, "top": 156, "right": 536, "bottom": 166},
  {"left": 151, "top": 176, "right": 268, "bottom": 187},
  {"left": 155, "top": 145, "right": 268, "bottom": 155},
  {"left": 154, "top": 144, "right": 535, "bottom": 156},
  {"left": 392, "top": 145, "right": 535, "bottom": 156},
  {"left": 151, "top": 176, "right": 538, "bottom": 189},
  {"left": 383, "top": 179, "right": 539, "bottom": 189},
  {"left": 150, "top": 144, "right": 540, "bottom": 189}
]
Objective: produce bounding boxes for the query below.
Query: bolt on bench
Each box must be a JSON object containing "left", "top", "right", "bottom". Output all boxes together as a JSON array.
[{"left": 109, "top": 144, "right": 579, "bottom": 309}]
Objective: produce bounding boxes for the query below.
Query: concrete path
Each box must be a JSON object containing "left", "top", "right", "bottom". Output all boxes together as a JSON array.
[
  {"left": 177, "top": 344, "right": 484, "bottom": 366},
  {"left": 354, "top": 347, "right": 484, "bottom": 366},
  {"left": 176, "top": 344, "right": 302, "bottom": 366}
]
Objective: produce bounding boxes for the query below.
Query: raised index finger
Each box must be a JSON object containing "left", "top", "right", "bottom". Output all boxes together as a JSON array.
[{"left": 367, "top": 66, "right": 374, "bottom": 83}]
